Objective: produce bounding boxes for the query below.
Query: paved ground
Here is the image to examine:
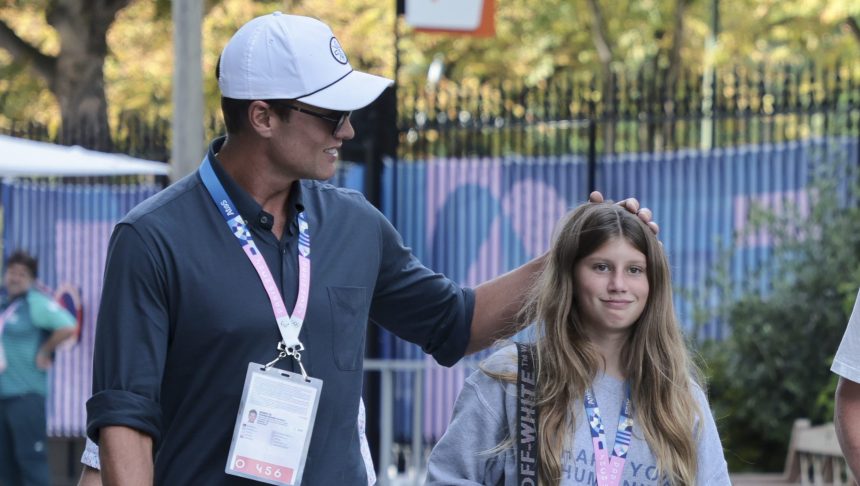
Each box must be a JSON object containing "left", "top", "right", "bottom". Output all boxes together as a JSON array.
[{"left": 730, "top": 473, "right": 794, "bottom": 485}]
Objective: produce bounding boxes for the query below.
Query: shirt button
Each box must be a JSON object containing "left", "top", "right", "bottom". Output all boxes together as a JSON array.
[{"left": 260, "top": 216, "right": 269, "bottom": 224}]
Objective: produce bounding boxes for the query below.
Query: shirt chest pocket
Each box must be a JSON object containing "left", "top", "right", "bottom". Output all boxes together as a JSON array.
[{"left": 327, "top": 286, "right": 368, "bottom": 371}]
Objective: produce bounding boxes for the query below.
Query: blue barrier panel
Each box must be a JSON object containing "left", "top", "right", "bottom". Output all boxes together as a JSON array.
[
  {"left": 1, "top": 181, "right": 161, "bottom": 437},
  {"left": 7, "top": 137, "right": 854, "bottom": 441},
  {"left": 379, "top": 154, "right": 593, "bottom": 440},
  {"left": 0, "top": 163, "right": 365, "bottom": 438},
  {"left": 378, "top": 137, "right": 858, "bottom": 443}
]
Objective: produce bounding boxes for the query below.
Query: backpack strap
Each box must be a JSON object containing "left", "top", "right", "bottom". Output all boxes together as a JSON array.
[{"left": 516, "top": 342, "right": 539, "bottom": 485}]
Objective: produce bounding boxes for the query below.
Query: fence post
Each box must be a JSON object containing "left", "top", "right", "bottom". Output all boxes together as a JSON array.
[
  {"left": 171, "top": 0, "right": 205, "bottom": 181},
  {"left": 411, "top": 370, "right": 423, "bottom": 476},
  {"left": 379, "top": 368, "right": 393, "bottom": 485},
  {"left": 587, "top": 118, "right": 598, "bottom": 193}
]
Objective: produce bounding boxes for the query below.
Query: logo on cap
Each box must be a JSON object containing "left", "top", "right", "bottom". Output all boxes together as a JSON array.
[{"left": 330, "top": 38, "right": 348, "bottom": 65}]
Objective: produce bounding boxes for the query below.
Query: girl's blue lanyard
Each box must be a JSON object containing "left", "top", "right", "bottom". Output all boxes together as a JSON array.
[
  {"left": 198, "top": 157, "right": 311, "bottom": 376},
  {"left": 584, "top": 384, "right": 635, "bottom": 486}
]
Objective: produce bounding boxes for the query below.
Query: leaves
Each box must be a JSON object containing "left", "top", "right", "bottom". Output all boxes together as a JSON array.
[
  {"left": 699, "top": 155, "right": 860, "bottom": 471},
  {"left": 0, "top": 0, "right": 857, "bottom": 133}
]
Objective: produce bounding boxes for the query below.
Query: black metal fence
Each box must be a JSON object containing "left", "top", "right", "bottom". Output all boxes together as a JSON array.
[
  {"left": 2, "top": 62, "right": 858, "bottom": 173},
  {"left": 0, "top": 113, "right": 171, "bottom": 186},
  {"left": 396, "top": 63, "right": 860, "bottom": 161},
  {"left": 2, "top": 113, "right": 172, "bottom": 163}
]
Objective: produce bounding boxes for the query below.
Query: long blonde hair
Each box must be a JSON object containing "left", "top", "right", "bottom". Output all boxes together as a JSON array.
[{"left": 501, "top": 202, "right": 702, "bottom": 485}]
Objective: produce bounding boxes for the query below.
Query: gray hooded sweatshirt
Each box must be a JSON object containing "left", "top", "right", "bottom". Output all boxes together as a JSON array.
[{"left": 426, "top": 345, "right": 731, "bottom": 485}]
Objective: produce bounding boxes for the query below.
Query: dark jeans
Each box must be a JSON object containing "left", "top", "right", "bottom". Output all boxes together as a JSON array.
[{"left": 0, "top": 393, "right": 51, "bottom": 486}]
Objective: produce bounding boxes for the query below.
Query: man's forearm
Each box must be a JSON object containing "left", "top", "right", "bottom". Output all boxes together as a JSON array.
[
  {"left": 77, "top": 465, "right": 102, "bottom": 486},
  {"left": 835, "top": 377, "right": 860, "bottom": 480},
  {"left": 467, "top": 253, "right": 547, "bottom": 354},
  {"left": 40, "top": 327, "right": 76, "bottom": 354},
  {"left": 98, "top": 426, "right": 154, "bottom": 486},
  {"left": 36, "top": 327, "right": 77, "bottom": 368}
]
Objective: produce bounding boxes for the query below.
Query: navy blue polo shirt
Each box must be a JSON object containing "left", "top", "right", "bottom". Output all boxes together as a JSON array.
[{"left": 87, "top": 137, "right": 474, "bottom": 485}]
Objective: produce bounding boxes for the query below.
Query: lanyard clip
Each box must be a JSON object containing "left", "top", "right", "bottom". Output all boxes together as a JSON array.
[
  {"left": 263, "top": 349, "right": 288, "bottom": 370},
  {"left": 266, "top": 341, "right": 309, "bottom": 381},
  {"left": 277, "top": 341, "right": 304, "bottom": 356},
  {"left": 280, "top": 341, "right": 308, "bottom": 380}
]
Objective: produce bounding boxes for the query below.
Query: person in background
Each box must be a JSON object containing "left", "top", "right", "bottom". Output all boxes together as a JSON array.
[
  {"left": 0, "top": 250, "right": 77, "bottom": 486},
  {"left": 426, "top": 202, "right": 729, "bottom": 485},
  {"left": 832, "top": 291, "right": 860, "bottom": 480}
]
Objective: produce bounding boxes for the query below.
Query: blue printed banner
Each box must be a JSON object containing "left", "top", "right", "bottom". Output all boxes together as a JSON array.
[
  {"left": 2, "top": 135, "right": 856, "bottom": 440},
  {"left": 1, "top": 181, "right": 161, "bottom": 437},
  {"left": 378, "top": 136, "right": 858, "bottom": 443}
]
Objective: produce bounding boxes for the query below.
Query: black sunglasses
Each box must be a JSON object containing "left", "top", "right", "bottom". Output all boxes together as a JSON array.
[{"left": 277, "top": 103, "right": 351, "bottom": 136}]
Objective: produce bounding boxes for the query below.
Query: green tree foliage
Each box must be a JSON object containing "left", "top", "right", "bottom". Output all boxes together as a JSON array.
[
  {"left": 398, "top": 0, "right": 704, "bottom": 85},
  {"left": 396, "top": 0, "right": 858, "bottom": 85},
  {"left": 699, "top": 158, "right": 860, "bottom": 471},
  {"left": 109, "top": 1, "right": 283, "bottom": 126},
  {"left": 0, "top": 0, "right": 857, "bottom": 139},
  {"left": 0, "top": 0, "right": 134, "bottom": 148},
  {"left": 717, "top": 0, "right": 860, "bottom": 67}
]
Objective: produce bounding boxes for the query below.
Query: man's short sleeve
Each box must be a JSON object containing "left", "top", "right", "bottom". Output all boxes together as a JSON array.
[
  {"left": 832, "top": 288, "right": 860, "bottom": 383},
  {"left": 367, "top": 201, "right": 473, "bottom": 367},
  {"left": 27, "top": 290, "right": 76, "bottom": 330},
  {"left": 86, "top": 223, "right": 169, "bottom": 445}
]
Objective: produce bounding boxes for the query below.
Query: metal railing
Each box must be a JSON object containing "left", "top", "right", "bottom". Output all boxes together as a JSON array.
[
  {"left": 364, "top": 358, "right": 483, "bottom": 485},
  {"left": 363, "top": 365, "right": 857, "bottom": 486}
]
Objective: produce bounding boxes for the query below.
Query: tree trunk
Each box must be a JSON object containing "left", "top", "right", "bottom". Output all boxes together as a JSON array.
[
  {"left": 664, "top": 0, "right": 687, "bottom": 102},
  {"left": 661, "top": 0, "right": 688, "bottom": 149},
  {"left": 847, "top": 17, "right": 860, "bottom": 44},
  {"left": 47, "top": 0, "right": 131, "bottom": 150},
  {"left": 585, "top": 0, "right": 616, "bottom": 153},
  {"left": 0, "top": 0, "right": 131, "bottom": 150},
  {"left": 52, "top": 45, "right": 112, "bottom": 150}
]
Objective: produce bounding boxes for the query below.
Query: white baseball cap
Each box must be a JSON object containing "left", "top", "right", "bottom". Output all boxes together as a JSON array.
[{"left": 218, "top": 12, "right": 393, "bottom": 111}]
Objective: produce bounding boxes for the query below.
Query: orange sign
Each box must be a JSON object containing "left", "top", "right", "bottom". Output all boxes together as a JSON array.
[{"left": 405, "top": 0, "right": 495, "bottom": 37}]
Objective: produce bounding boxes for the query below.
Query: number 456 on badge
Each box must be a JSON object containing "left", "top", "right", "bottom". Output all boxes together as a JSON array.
[{"left": 226, "top": 364, "right": 323, "bottom": 485}]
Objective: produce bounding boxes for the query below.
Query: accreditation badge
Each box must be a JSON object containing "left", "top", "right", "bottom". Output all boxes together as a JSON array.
[{"left": 226, "top": 363, "right": 323, "bottom": 485}]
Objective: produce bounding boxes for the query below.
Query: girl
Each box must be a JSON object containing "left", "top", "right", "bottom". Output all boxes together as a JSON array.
[{"left": 426, "top": 202, "right": 730, "bottom": 485}]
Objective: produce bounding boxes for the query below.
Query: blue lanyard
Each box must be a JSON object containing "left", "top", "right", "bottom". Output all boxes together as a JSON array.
[
  {"left": 584, "top": 383, "right": 635, "bottom": 486},
  {"left": 198, "top": 157, "right": 311, "bottom": 370}
]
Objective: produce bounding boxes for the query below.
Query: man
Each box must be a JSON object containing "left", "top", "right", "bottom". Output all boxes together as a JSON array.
[
  {"left": 85, "top": 12, "right": 655, "bottom": 485},
  {"left": 833, "top": 290, "right": 860, "bottom": 480},
  {"left": 0, "top": 250, "right": 76, "bottom": 485}
]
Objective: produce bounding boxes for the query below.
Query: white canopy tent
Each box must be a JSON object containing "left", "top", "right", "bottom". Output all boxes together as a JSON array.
[{"left": 0, "top": 134, "right": 169, "bottom": 177}]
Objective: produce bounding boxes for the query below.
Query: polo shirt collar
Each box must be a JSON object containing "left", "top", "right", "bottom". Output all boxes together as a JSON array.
[
  {"left": 206, "top": 137, "right": 305, "bottom": 234},
  {"left": 1, "top": 289, "right": 27, "bottom": 308}
]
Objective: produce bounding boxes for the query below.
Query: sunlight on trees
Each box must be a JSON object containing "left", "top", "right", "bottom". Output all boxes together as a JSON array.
[{"left": 0, "top": 0, "right": 856, "bottom": 133}]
